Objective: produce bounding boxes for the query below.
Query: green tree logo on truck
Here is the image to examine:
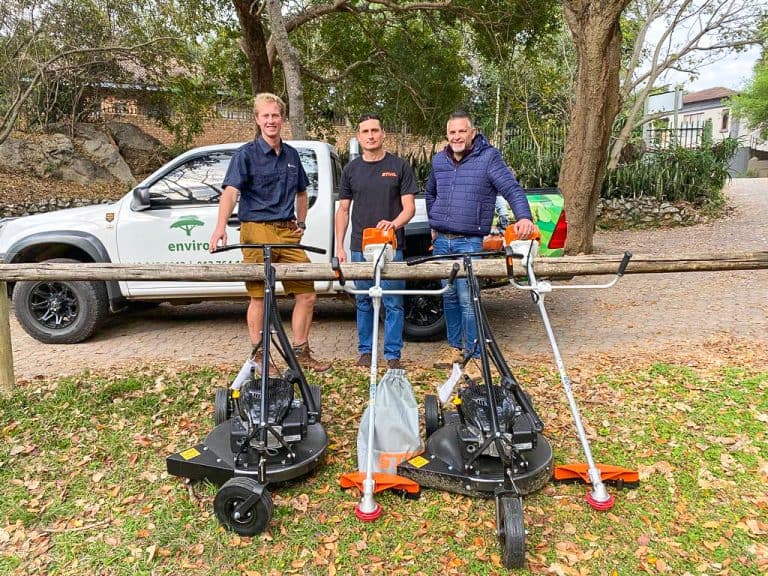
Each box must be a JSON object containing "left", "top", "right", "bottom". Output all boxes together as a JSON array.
[{"left": 171, "top": 215, "right": 205, "bottom": 237}]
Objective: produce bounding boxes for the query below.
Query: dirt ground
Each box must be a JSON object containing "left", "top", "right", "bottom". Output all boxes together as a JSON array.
[{"left": 7, "top": 178, "right": 768, "bottom": 382}]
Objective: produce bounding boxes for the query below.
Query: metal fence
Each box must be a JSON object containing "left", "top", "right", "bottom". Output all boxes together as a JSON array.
[{"left": 644, "top": 126, "right": 705, "bottom": 150}]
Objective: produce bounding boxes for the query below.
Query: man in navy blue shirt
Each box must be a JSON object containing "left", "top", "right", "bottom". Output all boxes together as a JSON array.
[{"left": 210, "top": 92, "right": 330, "bottom": 372}]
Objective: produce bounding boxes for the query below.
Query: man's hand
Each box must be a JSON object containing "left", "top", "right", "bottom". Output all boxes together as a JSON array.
[
  {"left": 376, "top": 219, "right": 395, "bottom": 231},
  {"left": 336, "top": 246, "right": 347, "bottom": 263},
  {"left": 209, "top": 229, "right": 227, "bottom": 252},
  {"left": 513, "top": 218, "right": 535, "bottom": 240}
]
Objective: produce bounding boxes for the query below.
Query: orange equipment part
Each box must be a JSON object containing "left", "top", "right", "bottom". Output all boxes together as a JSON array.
[
  {"left": 482, "top": 235, "right": 504, "bottom": 251},
  {"left": 554, "top": 463, "right": 639, "bottom": 488},
  {"left": 339, "top": 472, "right": 420, "bottom": 495},
  {"left": 504, "top": 225, "right": 542, "bottom": 244},
  {"left": 362, "top": 227, "right": 397, "bottom": 250}
]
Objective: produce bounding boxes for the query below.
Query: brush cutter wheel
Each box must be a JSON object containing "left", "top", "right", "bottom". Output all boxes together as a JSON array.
[
  {"left": 214, "top": 477, "right": 273, "bottom": 536},
  {"left": 214, "top": 388, "right": 232, "bottom": 425},
  {"left": 497, "top": 494, "right": 526, "bottom": 569},
  {"left": 424, "top": 394, "right": 443, "bottom": 438}
]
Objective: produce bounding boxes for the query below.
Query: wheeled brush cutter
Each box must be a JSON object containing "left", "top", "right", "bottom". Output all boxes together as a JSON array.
[
  {"left": 332, "top": 228, "right": 459, "bottom": 521},
  {"left": 166, "top": 242, "right": 329, "bottom": 536},
  {"left": 397, "top": 249, "right": 554, "bottom": 570},
  {"left": 504, "top": 228, "right": 638, "bottom": 509}
]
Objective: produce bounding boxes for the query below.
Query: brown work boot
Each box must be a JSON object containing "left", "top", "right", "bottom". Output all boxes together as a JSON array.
[
  {"left": 434, "top": 346, "right": 463, "bottom": 368},
  {"left": 293, "top": 342, "right": 331, "bottom": 373},
  {"left": 356, "top": 353, "right": 372, "bottom": 367},
  {"left": 386, "top": 358, "right": 401, "bottom": 369}
]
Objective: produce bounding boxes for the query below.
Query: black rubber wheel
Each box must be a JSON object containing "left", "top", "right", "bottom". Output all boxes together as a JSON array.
[
  {"left": 403, "top": 280, "right": 445, "bottom": 341},
  {"left": 13, "top": 258, "right": 109, "bottom": 344},
  {"left": 497, "top": 495, "right": 526, "bottom": 569},
  {"left": 214, "top": 388, "right": 231, "bottom": 425},
  {"left": 424, "top": 394, "right": 442, "bottom": 438},
  {"left": 214, "top": 478, "right": 273, "bottom": 536}
]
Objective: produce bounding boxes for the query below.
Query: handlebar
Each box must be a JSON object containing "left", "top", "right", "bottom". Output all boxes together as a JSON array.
[
  {"left": 213, "top": 243, "right": 327, "bottom": 255},
  {"left": 405, "top": 250, "right": 503, "bottom": 266},
  {"left": 509, "top": 249, "right": 633, "bottom": 293},
  {"left": 332, "top": 257, "right": 460, "bottom": 296}
]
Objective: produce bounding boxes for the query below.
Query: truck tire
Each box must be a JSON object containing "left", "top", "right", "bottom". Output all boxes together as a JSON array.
[
  {"left": 13, "top": 258, "right": 109, "bottom": 344},
  {"left": 403, "top": 280, "right": 445, "bottom": 341}
]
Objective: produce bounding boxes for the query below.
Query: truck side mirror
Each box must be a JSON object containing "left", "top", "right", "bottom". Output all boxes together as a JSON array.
[{"left": 131, "top": 186, "right": 151, "bottom": 211}]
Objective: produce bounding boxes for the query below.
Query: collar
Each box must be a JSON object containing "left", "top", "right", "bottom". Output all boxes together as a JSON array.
[
  {"left": 446, "top": 136, "right": 476, "bottom": 164},
  {"left": 256, "top": 135, "right": 282, "bottom": 156}
]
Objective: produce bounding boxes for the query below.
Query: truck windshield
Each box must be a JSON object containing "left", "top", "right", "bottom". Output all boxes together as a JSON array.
[{"left": 146, "top": 148, "right": 319, "bottom": 208}]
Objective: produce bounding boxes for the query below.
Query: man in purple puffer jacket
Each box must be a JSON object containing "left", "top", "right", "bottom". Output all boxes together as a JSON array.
[{"left": 426, "top": 110, "right": 535, "bottom": 374}]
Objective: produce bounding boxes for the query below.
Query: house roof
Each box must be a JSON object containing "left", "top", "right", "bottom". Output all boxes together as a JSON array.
[{"left": 682, "top": 87, "right": 737, "bottom": 105}]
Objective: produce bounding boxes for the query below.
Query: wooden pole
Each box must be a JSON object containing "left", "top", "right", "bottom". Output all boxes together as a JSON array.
[
  {"left": 0, "top": 251, "right": 766, "bottom": 282},
  {"left": 0, "top": 282, "right": 14, "bottom": 396}
]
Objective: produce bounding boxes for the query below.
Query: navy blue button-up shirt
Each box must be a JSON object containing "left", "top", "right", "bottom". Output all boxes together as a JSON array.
[{"left": 222, "top": 137, "right": 309, "bottom": 223}]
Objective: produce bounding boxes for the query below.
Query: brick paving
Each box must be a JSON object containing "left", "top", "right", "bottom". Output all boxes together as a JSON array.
[{"left": 8, "top": 179, "right": 768, "bottom": 382}]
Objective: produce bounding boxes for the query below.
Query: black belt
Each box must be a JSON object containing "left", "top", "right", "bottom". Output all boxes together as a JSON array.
[
  {"left": 265, "top": 220, "right": 296, "bottom": 229},
  {"left": 440, "top": 232, "right": 471, "bottom": 239}
]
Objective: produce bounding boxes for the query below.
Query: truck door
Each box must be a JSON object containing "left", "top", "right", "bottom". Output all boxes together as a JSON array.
[{"left": 115, "top": 150, "right": 243, "bottom": 298}]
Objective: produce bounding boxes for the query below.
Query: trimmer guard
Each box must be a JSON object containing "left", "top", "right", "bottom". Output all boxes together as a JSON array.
[
  {"left": 167, "top": 419, "right": 329, "bottom": 486},
  {"left": 553, "top": 463, "right": 639, "bottom": 489},
  {"left": 397, "top": 424, "right": 554, "bottom": 498},
  {"left": 339, "top": 472, "right": 421, "bottom": 497}
]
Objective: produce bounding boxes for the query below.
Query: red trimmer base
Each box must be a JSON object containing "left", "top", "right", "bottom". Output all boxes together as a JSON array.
[{"left": 355, "top": 502, "right": 383, "bottom": 521}]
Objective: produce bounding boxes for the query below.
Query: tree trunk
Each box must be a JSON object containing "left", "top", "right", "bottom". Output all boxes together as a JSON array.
[
  {"left": 266, "top": 0, "right": 306, "bottom": 139},
  {"left": 560, "top": 1, "right": 631, "bottom": 254},
  {"left": 232, "top": 0, "right": 274, "bottom": 95}
]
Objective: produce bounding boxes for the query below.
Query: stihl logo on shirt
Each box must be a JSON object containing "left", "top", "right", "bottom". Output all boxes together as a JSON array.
[{"left": 381, "top": 171, "right": 398, "bottom": 178}]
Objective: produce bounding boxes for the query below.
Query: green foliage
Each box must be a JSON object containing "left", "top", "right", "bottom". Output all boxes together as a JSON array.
[
  {"left": 299, "top": 13, "right": 471, "bottom": 139},
  {"left": 731, "top": 58, "right": 768, "bottom": 139},
  {"left": 502, "top": 124, "right": 566, "bottom": 188},
  {"left": 603, "top": 138, "right": 739, "bottom": 203}
]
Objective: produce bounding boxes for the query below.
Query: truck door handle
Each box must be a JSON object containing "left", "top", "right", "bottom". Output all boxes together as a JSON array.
[{"left": 227, "top": 216, "right": 240, "bottom": 227}]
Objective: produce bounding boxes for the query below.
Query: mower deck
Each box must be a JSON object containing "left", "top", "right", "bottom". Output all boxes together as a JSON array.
[
  {"left": 397, "top": 423, "right": 553, "bottom": 498},
  {"left": 167, "top": 420, "right": 329, "bottom": 486}
]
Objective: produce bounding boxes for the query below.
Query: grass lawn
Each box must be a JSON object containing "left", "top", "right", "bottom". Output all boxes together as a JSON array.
[{"left": 1, "top": 354, "right": 766, "bottom": 576}]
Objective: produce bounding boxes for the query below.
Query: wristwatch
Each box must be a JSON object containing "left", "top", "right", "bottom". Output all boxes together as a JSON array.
[{"left": 296, "top": 220, "right": 306, "bottom": 230}]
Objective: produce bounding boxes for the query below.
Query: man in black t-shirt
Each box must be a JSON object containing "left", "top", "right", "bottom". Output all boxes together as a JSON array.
[{"left": 334, "top": 113, "right": 417, "bottom": 369}]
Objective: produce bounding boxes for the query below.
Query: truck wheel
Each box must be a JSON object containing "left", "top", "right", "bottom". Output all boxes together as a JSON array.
[
  {"left": 403, "top": 280, "right": 445, "bottom": 341},
  {"left": 13, "top": 258, "right": 109, "bottom": 344}
]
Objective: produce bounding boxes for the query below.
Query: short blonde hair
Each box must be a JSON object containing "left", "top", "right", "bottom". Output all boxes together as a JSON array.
[{"left": 253, "top": 93, "right": 286, "bottom": 117}]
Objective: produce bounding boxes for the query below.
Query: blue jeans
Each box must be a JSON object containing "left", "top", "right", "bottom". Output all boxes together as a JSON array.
[
  {"left": 433, "top": 234, "right": 483, "bottom": 359},
  {"left": 352, "top": 250, "right": 405, "bottom": 360}
]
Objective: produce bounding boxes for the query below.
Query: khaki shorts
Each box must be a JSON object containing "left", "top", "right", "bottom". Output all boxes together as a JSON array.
[{"left": 240, "top": 221, "right": 314, "bottom": 298}]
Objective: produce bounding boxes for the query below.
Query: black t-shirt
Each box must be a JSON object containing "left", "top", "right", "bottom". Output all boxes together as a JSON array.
[{"left": 340, "top": 153, "right": 417, "bottom": 251}]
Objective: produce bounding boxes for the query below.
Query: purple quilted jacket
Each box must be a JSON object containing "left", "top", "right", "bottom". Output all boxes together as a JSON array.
[{"left": 425, "top": 134, "right": 532, "bottom": 236}]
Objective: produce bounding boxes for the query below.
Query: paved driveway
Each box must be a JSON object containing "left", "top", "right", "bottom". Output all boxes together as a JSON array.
[{"left": 8, "top": 179, "right": 768, "bottom": 381}]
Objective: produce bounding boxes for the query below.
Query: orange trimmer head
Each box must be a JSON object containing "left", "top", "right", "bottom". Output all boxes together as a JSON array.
[
  {"left": 339, "top": 472, "right": 420, "bottom": 498},
  {"left": 554, "top": 463, "right": 639, "bottom": 489}
]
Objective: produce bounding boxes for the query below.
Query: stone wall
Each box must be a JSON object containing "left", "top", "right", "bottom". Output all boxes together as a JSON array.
[
  {"left": 1, "top": 197, "right": 117, "bottom": 219},
  {"left": 597, "top": 196, "right": 707, "bottom": 228}
]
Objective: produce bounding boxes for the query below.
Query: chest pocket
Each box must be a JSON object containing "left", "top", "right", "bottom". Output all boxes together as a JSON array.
[{"left": 253, "top": 171, "right": 281, "bottom": 197}]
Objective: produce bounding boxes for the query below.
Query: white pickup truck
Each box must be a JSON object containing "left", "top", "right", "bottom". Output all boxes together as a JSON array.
[
  {"left": 1, "top": 140, "right": 567, "bottom": 345},
  {"left": 0, "top": 141, "right": 444, "bottom": 344}
]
